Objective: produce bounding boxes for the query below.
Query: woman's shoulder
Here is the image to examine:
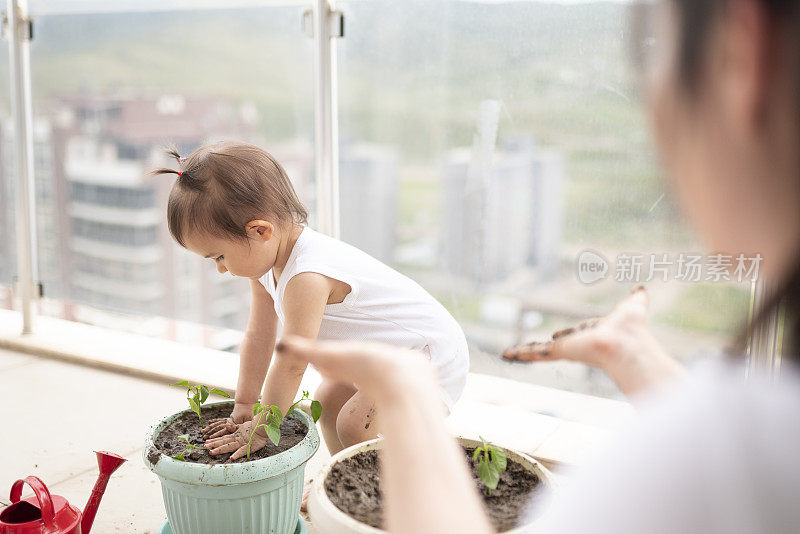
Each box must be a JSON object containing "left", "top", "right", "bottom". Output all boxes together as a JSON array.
[
  {"left": 531, "top": 359, "right": 800, "bottom": 534},
  {"left": 635, "top": 358, "right": 800, "bottom": 459}
]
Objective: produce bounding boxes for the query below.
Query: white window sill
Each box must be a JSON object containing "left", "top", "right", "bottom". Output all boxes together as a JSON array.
[{"left": 0, "top": 309, "right": 633, "bottom": 468}]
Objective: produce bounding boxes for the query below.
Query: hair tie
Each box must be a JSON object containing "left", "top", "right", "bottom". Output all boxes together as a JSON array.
[{"left": 177, "top": 171, "right": 182, "bottom": 177}]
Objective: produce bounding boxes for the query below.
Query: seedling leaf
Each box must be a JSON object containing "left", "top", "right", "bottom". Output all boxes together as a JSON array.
[
  {"left": 311, "top": 400, "right": 322, "bottom": 422},
  {"left": 473, "top": 439, "right": 507, "bottom": 493},
  {"left": 477, "top": 460, "right": 499, "bottom": 491},
  {"left": 172, "top": 453, "right": 186, "bottom": 461},
  {"left": 171, "top": 381, "right": 222, "bottom": 427},
  {"left": 265, "top": 424, "right": 281, "bottom": 446},
  {"left": 491, "top": 447, "right": 507, "bottom": 472},
  {"left": 210, "top": 388, "right": 230, "bottom": 397},
  {"left": 246, "top": 394, "right": 323, "bottom": 457}
]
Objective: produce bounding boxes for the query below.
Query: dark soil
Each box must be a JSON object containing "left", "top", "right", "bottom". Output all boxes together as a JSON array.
[
  {"left": 148, "top": 402, "right": 307, "bottom": 466},
  {"left": 324, "top": 447, "right": 542, "bottom": 532}
]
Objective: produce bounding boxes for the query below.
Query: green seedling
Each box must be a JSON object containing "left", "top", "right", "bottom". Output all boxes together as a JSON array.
[
  {"left": 472, "top": 437, "right": 507, "bottom": 494},
  {"left": 171, "top": 380, "right": 230, "bottom": 427},
  {"left": 172, "top": 435, "right": 200, "bottom": 462},
  {"left": 246, "top": 390, "right": 322, "bottom": 459}
]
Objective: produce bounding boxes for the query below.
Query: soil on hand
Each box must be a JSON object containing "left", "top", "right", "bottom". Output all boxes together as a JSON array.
[
  {"left": 148, "top": 403, "right": 307, "bottom": 466},
  {"left": 324, "top": 447, "right": 542, "bottom": 532}
]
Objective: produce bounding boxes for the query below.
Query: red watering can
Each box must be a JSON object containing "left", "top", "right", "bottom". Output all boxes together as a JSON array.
[{"left": 0, "top": 451, "right": 126, "bottom": 534}]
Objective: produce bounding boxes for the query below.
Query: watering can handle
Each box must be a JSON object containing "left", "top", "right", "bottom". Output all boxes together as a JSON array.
[{"left": 9, "top": 476, "right": 56, "bottom": 529}]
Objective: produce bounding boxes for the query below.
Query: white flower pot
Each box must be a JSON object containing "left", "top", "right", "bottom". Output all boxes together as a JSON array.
[{"left": 308, "top": 436, "right": 555, "bottom": 534}]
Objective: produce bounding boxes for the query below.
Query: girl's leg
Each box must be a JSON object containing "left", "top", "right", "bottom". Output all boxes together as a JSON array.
[
  {"left": 336, "top": 390, "right": 380, "bottom": 449},
  {"left": 315, "top": 379, "right": 358, "bottom": 455}
]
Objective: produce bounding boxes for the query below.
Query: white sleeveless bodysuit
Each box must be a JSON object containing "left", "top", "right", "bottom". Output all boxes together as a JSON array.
[{"left": 258, "top": 226, "right": 469, "bottom": 409}]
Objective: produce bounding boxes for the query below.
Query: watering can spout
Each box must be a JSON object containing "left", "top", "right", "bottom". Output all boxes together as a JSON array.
[{"left": 80, "top": 451, "right": 126, "bottom": 534}]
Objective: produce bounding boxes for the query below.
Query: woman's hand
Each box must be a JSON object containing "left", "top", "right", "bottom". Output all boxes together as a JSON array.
[
  {"left": 275, "top": 336, "right": 493, "bottom": 534},
  {"left": 202, "top": 402, "right": 254, "bottom": 439},
  {"left": 503, "top": 286, "right": 685, "bottom": 397},
  {"left": 275, "top": 336, "right": 437, "bottom": 406},
  {"left": 204, "top": 417, "right": 268, "bottom": 460}
]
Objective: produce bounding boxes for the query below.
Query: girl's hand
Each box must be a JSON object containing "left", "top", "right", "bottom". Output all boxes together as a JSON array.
[
  {"left": 204, "top": 418, "right": 268, "bottom": 460},
  {"left": 503, "top": 286, "right": 685, "bottom": 397},
  {"left": 202, "top": 402, "right": 254, "bottom": 439}
]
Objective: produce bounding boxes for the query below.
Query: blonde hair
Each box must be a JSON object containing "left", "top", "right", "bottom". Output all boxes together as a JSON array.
[{"left": 152, "top": 141, "right": 308, "bottom": 247}]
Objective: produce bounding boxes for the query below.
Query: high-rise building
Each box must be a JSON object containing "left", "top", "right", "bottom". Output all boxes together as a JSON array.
[
  {"left": 267, "top": 141, "right": 399, "bottom": 265},
  {"left": 1, "top": 94, "right": 261, "bottom": 332},
  {"left": 61, "top": 95, "right": 259, "bottom": 329},
  {"left": 441, "top": 140, "right": 563, "bottom": 283},
  {"left": 339, "top": 143, "right": 398, "bottom": 265},
  {"left": 0, "top": 117, "right": 69, "bottom": 301}
]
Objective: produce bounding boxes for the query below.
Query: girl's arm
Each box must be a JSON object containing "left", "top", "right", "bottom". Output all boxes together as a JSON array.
[
  {"left": 205, "top": 272, "right": 339, "bottom": 458},
  {"left": 203, "top": 279, "right": 278, "bottom": 438},
  {"left": 232, "top": 279, "right": 280, "bottom": 420},
  {"left": 260, "top": 272, "right": 334, "bottom": 413}
]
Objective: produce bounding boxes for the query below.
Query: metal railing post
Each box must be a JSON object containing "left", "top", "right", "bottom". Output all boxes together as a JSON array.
[
  {"left": 306, "top": 0, "right": 343, "bottom": 238},
  {"left": 6, "top": 0, "right": 38, "bottom": 334},
  {"left": 746, "top": 279, "right": 783, "bottom": 380}
]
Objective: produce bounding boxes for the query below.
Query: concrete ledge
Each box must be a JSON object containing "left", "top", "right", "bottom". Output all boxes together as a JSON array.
[{"left": 0, "top": 309, "right": 632, "bottom": 467}]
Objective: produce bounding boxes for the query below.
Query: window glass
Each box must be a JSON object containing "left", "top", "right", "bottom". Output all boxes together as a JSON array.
[
  {"left": 337, "top": 0, "right": 751, "bottom": 398},
  {"left": 27, "top": 2, "right": 314, "bottom": 347},
  {"left": 0, "top": 37, "right": 11, "bottom": 311}
]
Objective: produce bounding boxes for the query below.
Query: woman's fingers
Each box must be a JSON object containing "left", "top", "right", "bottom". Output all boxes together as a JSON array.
[
  {"left": 277, "top": 336, "right": 383, "bottom": 384},
  {"left": 503, "top": 318, "right": 601, "bottom": 362},
  {"left": 552, "top": 317, "right": 600, "bottom": 340},
  {"left": 503, "top": 286, "right": 651, "bottom": 366},
  {"left": 612, "top": 285, "right": 649, "bottom": 319},
  {"left": 502, "top": 340, "right": 555, "bottom": 362}
]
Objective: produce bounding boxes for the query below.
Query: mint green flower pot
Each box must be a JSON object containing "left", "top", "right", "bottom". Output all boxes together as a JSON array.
[{"left": 143, "top": 400, "right": 320, "bottom": 534}]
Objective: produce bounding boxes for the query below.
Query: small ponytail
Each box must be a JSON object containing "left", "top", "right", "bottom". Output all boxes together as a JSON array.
[{"left": 150, "top": 147, "right": 184, "bottom": 179}]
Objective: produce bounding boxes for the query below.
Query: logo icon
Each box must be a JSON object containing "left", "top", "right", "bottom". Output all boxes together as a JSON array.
[{"left": 577, "top": 249, "right": 609, "bottom": 284}]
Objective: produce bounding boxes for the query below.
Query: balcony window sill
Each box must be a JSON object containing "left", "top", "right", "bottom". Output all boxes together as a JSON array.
[{"left": 0, "top": 308, "right": 633, "bottom": 468}]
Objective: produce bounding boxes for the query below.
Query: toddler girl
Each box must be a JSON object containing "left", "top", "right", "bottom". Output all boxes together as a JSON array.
[{"left": 153, "top": 141, "right": 469, "bottom": 460}]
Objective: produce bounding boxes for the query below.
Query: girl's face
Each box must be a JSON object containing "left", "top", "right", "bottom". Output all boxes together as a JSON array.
[
  {"left": 647, "top": 1, "right": 800, "bottom": 278},
  {"left": 183, "top": 224, "right": 279, "bottom": 279}
]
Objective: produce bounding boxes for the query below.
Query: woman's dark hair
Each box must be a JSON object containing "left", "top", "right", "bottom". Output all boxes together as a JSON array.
[
  {"left": 151, "top": 141, "right": 308, "bottom": 248},
  {"left": 671, "top": 0, "right": 800, "bottom": 357}
]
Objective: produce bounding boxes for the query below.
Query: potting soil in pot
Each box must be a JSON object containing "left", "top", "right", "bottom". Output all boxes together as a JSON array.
[
  {"left": 324, "top": 447, "right": 541, "bottom": 532},
  {"left": 148, "top": 403, "right": 308, "bottom": 465}
]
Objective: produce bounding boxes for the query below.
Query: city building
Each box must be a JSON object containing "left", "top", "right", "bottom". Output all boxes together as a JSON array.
[
  {"left": 0, "top": 117, "right": 69, "bottom": 302},
  {"left": 339, "top": 143, "right": 398, "bottom": 265},
  {"left": 1, "top": 94, "right": 261, "bottom": 335},
  {"left": 268, "top": 140, "right": 400, "bottom": 265},
  {"left": 441, "top": 139, "right": 564, "bottom": 283}
]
